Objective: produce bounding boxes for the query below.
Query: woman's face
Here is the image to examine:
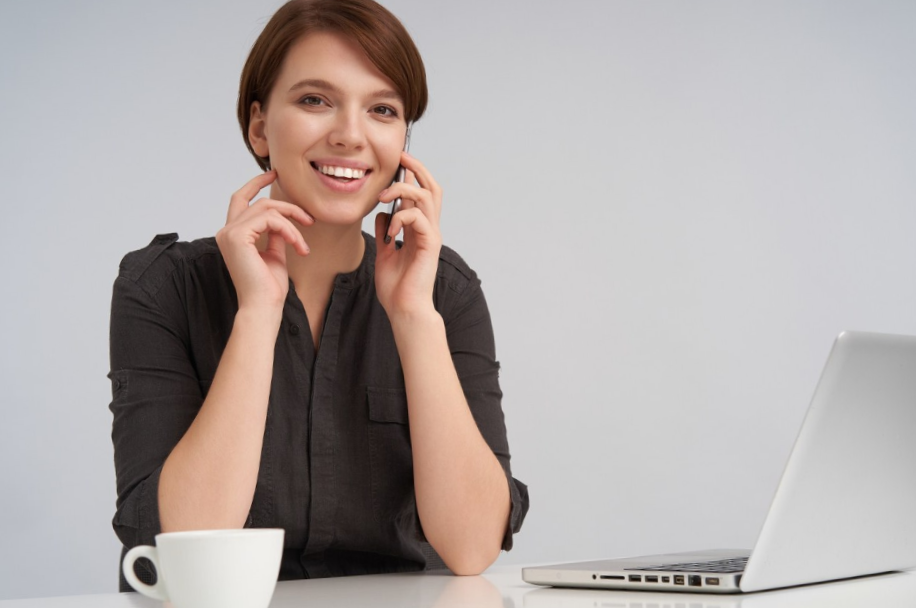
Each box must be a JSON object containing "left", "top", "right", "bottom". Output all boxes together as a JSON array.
[{"left": 249, "top": 31, "right": 408, "bottom": 226}]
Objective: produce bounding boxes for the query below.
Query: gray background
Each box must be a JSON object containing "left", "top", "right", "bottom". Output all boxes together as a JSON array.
[{"left": 2, "top": 0, "right": 915, "bottom": 600}]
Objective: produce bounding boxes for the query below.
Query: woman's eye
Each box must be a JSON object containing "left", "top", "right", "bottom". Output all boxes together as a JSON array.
[
  {"left": 373, "top": 105, "right": 398, "bottom": 118},
  {"left": 300, "top": 96, "right": 324, "bottom": 106}
]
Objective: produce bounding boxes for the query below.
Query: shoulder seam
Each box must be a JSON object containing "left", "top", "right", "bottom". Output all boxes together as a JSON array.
[
  {"left": 119, "top": 236, "right": 221, "bottom": 302},
  {"left": 119, "top": 233, "right": 179, "bottom": 283},
  {"left": 437, "top": 245, "right": 476, "bottom": 294}
]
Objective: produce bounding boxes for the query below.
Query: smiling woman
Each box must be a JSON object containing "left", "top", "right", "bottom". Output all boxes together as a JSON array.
[
  {"left": 245, "top": 32, "right": 408, "bottom": 227},
  {"left": 107, "top": 0, "right": 528, "bottom": 592}
]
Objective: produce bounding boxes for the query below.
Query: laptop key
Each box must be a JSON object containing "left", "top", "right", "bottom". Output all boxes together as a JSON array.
[{"left": 627, "top": 556, "right": 749, "bottom": 574}]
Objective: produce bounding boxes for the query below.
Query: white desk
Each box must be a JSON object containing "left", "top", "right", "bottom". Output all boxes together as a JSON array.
[{"left": 2, "top": 566, "right": 914, "bottom": 608}]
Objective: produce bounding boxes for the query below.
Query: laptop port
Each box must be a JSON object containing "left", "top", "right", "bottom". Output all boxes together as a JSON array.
[
  {"left": 688, "top": 575, "right": 702, "bottom": 587},
  {"left": 628, "top": 575, "right": 642, "bottom": 582},
  {"left": 600, "top": 575, "right": 624, "bottom": 580},
  {"left": 706, "top": 577, "right": 720, "bottom": 586},
  {"left": 645, "top": 575, "right": 659, "bottom": 583},
  {"left": 662, "top": 576, "right": 670, "bottom": 583},
  {"left": 674, "top": 575, "right": 685, "bottom": 585}
]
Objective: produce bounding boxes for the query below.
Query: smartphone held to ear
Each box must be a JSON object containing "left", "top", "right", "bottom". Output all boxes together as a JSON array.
[{"left": 383, "top": 123, "right": 412, "bottom": 244}]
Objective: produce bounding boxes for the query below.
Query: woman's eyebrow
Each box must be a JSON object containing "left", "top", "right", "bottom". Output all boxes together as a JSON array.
[
  {"left": 288, "top": 78, "right": 339, "bottom": 94},
  {"left": 288, "top": 78, "right": 402, "bottom": 103},
  {"left": 369, "top": 89, "right": 402, "bottom": 102}
]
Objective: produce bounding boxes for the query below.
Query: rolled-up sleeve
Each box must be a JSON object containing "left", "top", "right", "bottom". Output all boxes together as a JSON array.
[
  {"left": 436, "top": 258, "right": 529, "bottom": 551},
  {"left": 108, "top": 266, "right": 204, "bottom": 549}
]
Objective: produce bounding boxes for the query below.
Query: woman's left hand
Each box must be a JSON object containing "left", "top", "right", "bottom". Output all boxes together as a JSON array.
[{"left": 374, "top": 151, "right": 443, "bottom": 318}]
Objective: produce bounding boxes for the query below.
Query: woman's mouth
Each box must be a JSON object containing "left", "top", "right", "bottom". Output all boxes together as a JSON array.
[
  {"left": 311, "top": 162, "right": 370, "bottom": 182},
  {"left": 310, "top": 161, "right": 372, "bottom": 193}
]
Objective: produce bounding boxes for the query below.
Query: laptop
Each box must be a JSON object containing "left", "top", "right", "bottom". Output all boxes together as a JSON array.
[
  {"left": 523, "top": 331, "right": 916, "bottom": 594},
  {"left": 522, "top": 570, "right": 916, "bottom": 607}
]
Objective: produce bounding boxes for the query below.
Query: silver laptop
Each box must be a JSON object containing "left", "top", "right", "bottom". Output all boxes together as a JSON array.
[{"left": 523, "top": 331, "right": 916, "bottom": 594}]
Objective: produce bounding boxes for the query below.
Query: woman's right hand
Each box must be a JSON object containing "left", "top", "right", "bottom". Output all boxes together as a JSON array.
[{"left": 215, "top": 170, "right": 313, "bottom": 313}]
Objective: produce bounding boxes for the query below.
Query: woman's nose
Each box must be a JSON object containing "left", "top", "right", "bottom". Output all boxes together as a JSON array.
[{"left": 328, "top": 110, "right": 366, "bottom": 149}]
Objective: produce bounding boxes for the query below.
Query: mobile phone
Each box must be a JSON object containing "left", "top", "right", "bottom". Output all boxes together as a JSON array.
[{"left": 383, "top": 122, "right": 413, "bottom": 244}]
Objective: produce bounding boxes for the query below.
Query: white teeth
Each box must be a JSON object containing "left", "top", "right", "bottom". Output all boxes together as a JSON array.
[{"left": 318, "top": 164, "right": 365, "bottom": 179}]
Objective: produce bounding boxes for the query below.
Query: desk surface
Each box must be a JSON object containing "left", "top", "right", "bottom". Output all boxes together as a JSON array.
[{"left": 2, "top": 566, "right": 914, "bottom": 608}]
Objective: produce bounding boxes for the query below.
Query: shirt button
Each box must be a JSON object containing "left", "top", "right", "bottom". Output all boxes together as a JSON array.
[
  {"left": 113, "top": 379, "right": 121, "bottom": 390},
  {"left": 289, "top": 324, "right": 300, "bottom": 335}
]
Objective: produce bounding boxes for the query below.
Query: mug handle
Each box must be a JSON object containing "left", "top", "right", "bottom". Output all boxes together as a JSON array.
[{"left": 122, "top": 545, "right": 169, "bottom": 601}]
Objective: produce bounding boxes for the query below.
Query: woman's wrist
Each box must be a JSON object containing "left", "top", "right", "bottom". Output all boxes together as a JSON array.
[
  {"left": 234, "top": 305, "right": 284, "bottom": 334},
  {"left": 386, "top": 305, "right": 442, "bottom": 332}
]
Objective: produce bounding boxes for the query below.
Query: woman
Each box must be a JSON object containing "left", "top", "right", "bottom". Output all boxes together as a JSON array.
[{"left": 109, "top": 0, "right": 528, "bottom": 589}]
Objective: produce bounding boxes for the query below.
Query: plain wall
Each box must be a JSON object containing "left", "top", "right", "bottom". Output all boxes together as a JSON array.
[{"left": 2, "top": 0, "right": 915, "bottom": 599}]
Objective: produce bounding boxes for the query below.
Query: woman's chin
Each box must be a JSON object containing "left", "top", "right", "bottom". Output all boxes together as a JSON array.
[
  {"left": 307, "top": 204, "right": 378, "bottom": 229},
  {"left": 278, "top": 193, "right": 370, "bottom": 228}
]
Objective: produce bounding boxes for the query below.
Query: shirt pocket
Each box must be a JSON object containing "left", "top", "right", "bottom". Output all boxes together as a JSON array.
[{"left": 366, "top": 387, "right": 415, "bottom": 524}]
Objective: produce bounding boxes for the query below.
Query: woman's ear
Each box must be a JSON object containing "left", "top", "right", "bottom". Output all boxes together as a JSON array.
[{"left": 249, "top": 101, "right": 269, "bottom": 158}]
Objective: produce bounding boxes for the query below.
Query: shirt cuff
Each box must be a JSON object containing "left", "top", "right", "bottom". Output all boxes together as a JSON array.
[
  {"left": 501, "top": 471, "right": 529, "bottom": 552},
  {"left": 113, "top": 464, "right": 164, "bottom": 550}
]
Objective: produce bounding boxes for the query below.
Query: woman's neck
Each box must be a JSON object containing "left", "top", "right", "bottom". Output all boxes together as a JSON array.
[{"left": 283, "top": 222, "right": 366, "bottom": 291}]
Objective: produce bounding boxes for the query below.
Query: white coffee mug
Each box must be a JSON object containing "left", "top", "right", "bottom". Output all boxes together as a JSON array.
[{"left": 122, "top": 528, "right": 284, "bottom": 608}]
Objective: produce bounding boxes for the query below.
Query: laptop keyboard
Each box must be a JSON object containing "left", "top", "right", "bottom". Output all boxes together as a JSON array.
[{"left": 629, "top": 556, "right": 749, "bottom": 573}]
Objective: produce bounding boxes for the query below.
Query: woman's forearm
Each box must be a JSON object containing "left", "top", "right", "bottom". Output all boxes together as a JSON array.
[
  {"left": 390, "top": 309, "right": 510, "bottom": 575},
  {"left": 158, "top": 307, "right": 281, "bottom": 532}
]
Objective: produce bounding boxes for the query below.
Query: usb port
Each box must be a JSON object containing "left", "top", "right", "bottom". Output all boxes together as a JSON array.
[
  {"left": 688, "top": 575, "right": 702, "bottom": 587},
  {"left": 646, "top": 575, "right": 659, "bottom": 583},
  {"left": 706, "top": 577, "right": 720, "bottom": 586},
  {"left": 674, "top": 575, "right": 685, "bottom": 585},
  {"left": 628, "top": 575, "right": 642, "bottom": 582},
  {"left": 662, "top": 576, "right": 670, "bottom": 583}
]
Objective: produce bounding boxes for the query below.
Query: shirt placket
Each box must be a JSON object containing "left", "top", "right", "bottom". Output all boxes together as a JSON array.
[{"left": 301, "top": 274, "right": 355, "bottom": 576}]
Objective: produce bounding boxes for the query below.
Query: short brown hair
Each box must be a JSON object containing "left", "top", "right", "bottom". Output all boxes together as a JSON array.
[{"left": 237, "top": 0, "right": 428, "bottom": 171}]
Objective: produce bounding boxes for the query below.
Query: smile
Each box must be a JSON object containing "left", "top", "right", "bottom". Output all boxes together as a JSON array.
[
  {"left": 311, "top": 162, "right": 369, "bottom": 181},
  {"left": 310, "top": 161, "right": 372, "bottom": 193}
]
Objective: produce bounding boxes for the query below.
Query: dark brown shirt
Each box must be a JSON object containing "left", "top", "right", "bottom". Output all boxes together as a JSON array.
[{"left": 109, "top": 232, "right": 528, "bottom": 591}]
